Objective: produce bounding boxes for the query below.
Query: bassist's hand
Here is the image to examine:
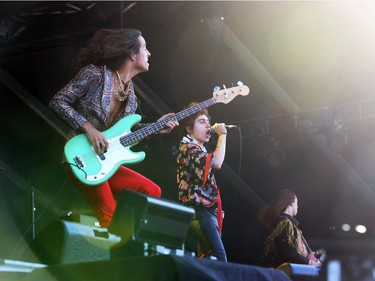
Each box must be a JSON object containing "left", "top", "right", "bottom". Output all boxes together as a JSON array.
[
  {"left": 82, "top": 122, "right": 109, "bottom": 155},
  {"left": 156, "top": 113, "right": 179, "bottom": 134}
]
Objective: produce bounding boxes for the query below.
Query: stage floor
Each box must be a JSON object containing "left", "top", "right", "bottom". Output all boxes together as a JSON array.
[{"left": 2, "top": 255, "right": 292, "bottom": 281}]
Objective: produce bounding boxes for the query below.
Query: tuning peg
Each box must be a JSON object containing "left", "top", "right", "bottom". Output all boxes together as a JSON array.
[
  {"left": 237, "top": 81, "right": 243, "bottom": 86},
  {"left": 213, "top": 86, "right": 220, "bottom": 91}
]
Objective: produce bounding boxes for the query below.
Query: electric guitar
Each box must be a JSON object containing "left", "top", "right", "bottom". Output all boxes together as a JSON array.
[
  {"left": 64, "top": 83, "right": 250, "bottom": 186},
  {"left": 302, "top": 235, "right": 327, "bottom": 265},
  {"left": 308, "top": 249, "right": 327, "bottom": 264}
]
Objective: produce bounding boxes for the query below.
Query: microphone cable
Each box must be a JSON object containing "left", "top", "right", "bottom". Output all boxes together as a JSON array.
[{"left": 229, "top": 125, "right": 243, "bottom": 211}]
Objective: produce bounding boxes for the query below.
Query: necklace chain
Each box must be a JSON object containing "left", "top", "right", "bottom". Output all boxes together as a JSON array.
[{"left": 115, "top": 71, "right": 130, "bottom": 102}]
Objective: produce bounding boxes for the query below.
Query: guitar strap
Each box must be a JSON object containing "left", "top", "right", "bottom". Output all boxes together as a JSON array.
[
  {"left": 202, "top": 153, "right": 223, "bottom": 235},
  {"left": 301, "top": 234, "right": 313, "bottom": 253}
]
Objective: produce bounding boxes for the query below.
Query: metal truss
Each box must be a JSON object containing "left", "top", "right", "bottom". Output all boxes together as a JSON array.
[{"left": 236, "top": 98, "right": 375, "bottom": 139}]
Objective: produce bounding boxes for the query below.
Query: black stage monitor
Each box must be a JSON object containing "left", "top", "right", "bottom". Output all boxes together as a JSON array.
[{"left": 109, "top": 190, "right": 195, "bottom": 250}]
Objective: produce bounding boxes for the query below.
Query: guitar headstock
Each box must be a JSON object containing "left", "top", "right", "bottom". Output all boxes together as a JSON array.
[{"left": 212, "top": 82, "right": 250, "bottom": 104}]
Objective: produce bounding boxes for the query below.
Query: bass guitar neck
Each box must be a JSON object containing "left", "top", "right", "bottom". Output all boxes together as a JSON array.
[{"left": 64, "top": 83, "right": 250, "bottom": 185}]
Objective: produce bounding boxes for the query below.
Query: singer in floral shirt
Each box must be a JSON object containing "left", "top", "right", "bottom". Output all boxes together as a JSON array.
[{"left": 177, "top": 103, "right": 228, "bottom": 262}]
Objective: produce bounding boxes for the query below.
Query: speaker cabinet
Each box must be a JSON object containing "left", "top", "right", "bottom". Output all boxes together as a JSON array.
[
  {"left": 29, "top": 219, "right": 121, "bottom": 265},
  {"left": 108, "top": 190, "right": 195, "bottom": 257}
]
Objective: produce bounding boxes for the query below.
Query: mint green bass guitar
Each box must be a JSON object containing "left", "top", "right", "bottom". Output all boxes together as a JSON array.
[{"left": 64, "top": 84, "right": 250, "bottom": 186}]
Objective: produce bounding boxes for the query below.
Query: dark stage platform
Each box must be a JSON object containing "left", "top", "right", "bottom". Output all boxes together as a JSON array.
[{"left": 7, "top": 255, "right": 292, "bottom": 281}]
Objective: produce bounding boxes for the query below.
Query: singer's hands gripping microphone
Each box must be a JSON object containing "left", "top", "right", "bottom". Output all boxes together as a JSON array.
[{"left": 211, "top": 123, "right": 236, "bottom": 135}]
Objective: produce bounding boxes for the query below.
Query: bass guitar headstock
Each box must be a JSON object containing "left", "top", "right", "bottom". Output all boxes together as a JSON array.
[{"left": 212, "top": 81, "right": 250, "bottom": 104}]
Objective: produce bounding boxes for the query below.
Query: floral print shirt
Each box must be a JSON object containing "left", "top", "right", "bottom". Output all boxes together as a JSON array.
[
  {"left": 49, "top": 64, "right": 138, "bottom": 140},
  {"left": 177, "top": 135, "right": 219, "bottom": 208}
]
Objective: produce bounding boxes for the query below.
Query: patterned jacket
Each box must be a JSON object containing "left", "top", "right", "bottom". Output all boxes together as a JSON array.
[{"left": 49, "top": 64, "right": 138, "bottom": 140}]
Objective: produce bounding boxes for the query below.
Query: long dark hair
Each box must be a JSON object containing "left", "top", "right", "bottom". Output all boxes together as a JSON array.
[
  {"left": 73, "top": 28, "right": 142, "bottom": 70},
  {"left": 258, "top": 189, "right": 296, "bottom": 230}
]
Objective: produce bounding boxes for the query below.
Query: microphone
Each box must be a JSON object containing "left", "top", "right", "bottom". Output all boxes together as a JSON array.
[{"left": 211, "top": 124, "right": 237, "bottom": 133}]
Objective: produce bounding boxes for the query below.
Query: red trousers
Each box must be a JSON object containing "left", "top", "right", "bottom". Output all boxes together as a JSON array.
[{"left": 65, "top": 165, "right": 161, "bottom": 227}]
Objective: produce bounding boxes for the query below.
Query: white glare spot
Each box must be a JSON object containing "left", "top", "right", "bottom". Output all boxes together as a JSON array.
[
  {"left": 341, "top": 224, "right": 351, "bottom": 232},
  {"left": 355, "top": 225, "right": 367, "bottom": 234}
]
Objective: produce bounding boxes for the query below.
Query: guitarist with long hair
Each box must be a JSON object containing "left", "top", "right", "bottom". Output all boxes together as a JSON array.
[
  {"left": 49, "top": 28, "right": 179, "bottom": 228},
  {"left": 258, "top": 189, "right": 326, "bottom": 268}
]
